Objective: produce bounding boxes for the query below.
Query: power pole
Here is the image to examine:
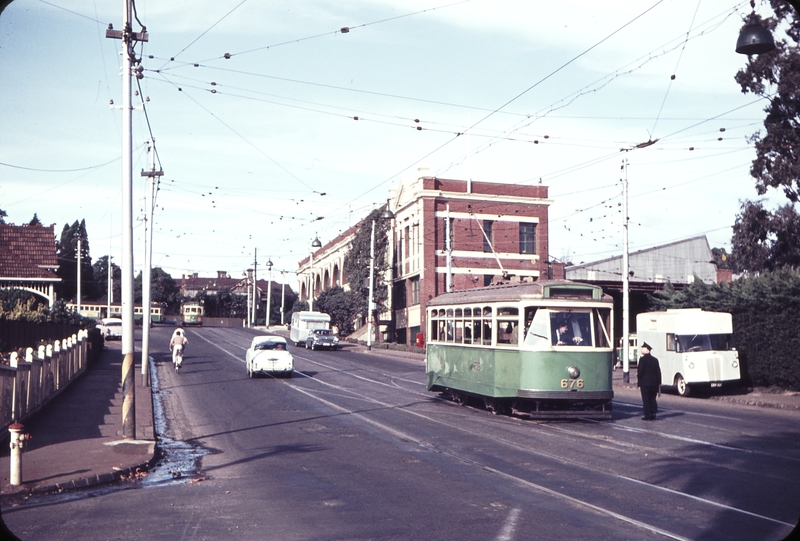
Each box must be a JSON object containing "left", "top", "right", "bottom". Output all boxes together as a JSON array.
[
  {"left": 76, "top": 237, "right": 82, "bottom": 316},
  {"left": 106, "top": 1, "right": 148, "bottom": 439},
  {"left": 252, "top": 248, "right": 258, "bottom": 326},
  {"left": 622, "top": 159, "right": 631, "bottom": 384},
  {"left": 141, "top": 140, "right": 162, "bottom": 386},
  {"left": 107, "top": 216, "right": 113, "bottom": 318}
]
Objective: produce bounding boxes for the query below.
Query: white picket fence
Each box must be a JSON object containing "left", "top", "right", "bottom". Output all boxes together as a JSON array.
[{"left": 0, "top": 330, "right": 90, "bottom": 435}]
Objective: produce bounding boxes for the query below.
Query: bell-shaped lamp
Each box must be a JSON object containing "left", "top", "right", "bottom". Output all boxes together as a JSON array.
[{"left": 736, "top": 15, "right": 775, "bottom": 55}]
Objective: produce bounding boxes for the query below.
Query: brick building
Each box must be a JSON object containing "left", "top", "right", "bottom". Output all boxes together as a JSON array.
[
  {"left": 299, "top": 175, "right": 563, "bottom": 346},
  {"left": 389, "top": 176, "right": 563, "bottom": 345}
]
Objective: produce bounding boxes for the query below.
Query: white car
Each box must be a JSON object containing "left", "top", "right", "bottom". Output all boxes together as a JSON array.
[
  {"left": 97, "top": 317, "right": 123, "bottom": 341},
  {"left": 246, "top": 336, "right": 293, "bottom": 378}
]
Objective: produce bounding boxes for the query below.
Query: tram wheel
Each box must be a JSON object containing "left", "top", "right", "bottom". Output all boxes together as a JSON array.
[
  {"left": 452, "top": 392, "right": 466, "bottom": 406},
  {"left": 484, "top": 397, "right": 504, "bottom": 415}
]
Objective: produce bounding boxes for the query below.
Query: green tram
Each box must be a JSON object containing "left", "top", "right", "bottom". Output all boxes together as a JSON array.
[
  {"left": 426, "top": 280, "right": 614, "bottom": 419},
  {"left": 181, "top": 302, "right": 204, "bottom": 326}
]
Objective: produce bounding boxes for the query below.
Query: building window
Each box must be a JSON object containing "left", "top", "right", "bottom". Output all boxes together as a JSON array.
[
  {"left": 483, "top": 220, "right": 493, "bottom": 253},
  {"left": 410, "top": 277, "right": 420, "bottom": 305},
  {"left": 519, "top": 222, "right": 536, "bottom": 255},
  {"left": 443, "top": 217, "right": 454, "bottom": 250},
  {"left": 393, "top": 281, "right": 407, "bottom": 309}
]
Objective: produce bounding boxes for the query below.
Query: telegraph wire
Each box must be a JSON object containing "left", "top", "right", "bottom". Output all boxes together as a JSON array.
[{"left": 218, "top": 0, "right": 478, "bottom": 61}]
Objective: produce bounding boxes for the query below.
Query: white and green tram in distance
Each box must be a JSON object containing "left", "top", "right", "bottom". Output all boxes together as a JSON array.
[{"left": 426, "top": 280, "right": 615, "bottom": 419}]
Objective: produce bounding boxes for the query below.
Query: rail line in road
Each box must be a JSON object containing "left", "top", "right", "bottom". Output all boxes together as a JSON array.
[{"left": 193, "top": 330, "right": 795, "bottom": 539}]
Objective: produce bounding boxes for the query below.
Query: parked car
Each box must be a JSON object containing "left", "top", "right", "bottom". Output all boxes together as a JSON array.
[
  {"left": 246, "top": 335, "right": 293, "bottom": 378},
  {"left": 305, "top": 328, "right": 338, "bottom": 350},
  {"left": 97, "top": 317, "right": 123, "bottom": 341}
]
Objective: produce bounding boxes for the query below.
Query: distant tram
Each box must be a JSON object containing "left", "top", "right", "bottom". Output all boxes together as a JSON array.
[
  {"left": 182, "top": 302, "right": 204, "bottom": 326},
  {"left": 426, "top": 280, "right": 614, "bottom": 419},
  {"left": 68, "top": 302, "right": 163, "bottom": 324}
]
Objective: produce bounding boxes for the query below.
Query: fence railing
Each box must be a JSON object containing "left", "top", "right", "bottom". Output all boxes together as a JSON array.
[{"left": 0, "top": 329, "right": 91, "bottom": 435}]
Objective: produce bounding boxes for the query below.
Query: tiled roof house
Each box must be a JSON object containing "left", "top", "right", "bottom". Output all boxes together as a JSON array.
[{"left": 0, "top": 223, "right": 60, "bottom": 306}]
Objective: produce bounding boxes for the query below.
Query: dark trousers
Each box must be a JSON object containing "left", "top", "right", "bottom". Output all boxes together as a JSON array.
[{"left": 640, "top": 386, "right": 659, "bottom": 419}]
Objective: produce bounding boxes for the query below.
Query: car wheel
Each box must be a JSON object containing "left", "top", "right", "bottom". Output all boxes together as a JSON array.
[
  {"left": 675, "top": 374, "right": 691, "bottom": 397},
  {"left": 311, "top": 343, "right": 316, "bottom": 350}
]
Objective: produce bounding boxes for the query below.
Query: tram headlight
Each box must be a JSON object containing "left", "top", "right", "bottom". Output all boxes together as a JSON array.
[
  {"left": 567, "top": 366, "right": 580, "bottom": 379},
  {"left": 732, "top": 360, "right": 739, "bottom": 368},
  {"left": 688, "top": 362, "right": 695, "bottom": 369}
]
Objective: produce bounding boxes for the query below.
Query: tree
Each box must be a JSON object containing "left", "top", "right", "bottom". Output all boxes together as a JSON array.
[
  {"left": 55, "top": 220, "right": 99, "bottom": 301},
  {"left": 735, "top": 4, "right": 800, "bottom": 202},
  {"left": 28, "top": 213, "right": 42, "bottom": 226},
  {"left": 0, "top": 207, "right": 7, "bottom": 224},
  {"left": 731, "top": 199, "right": 800, "bottom": 272},
  {"left": 343, "top": 209, "right": 393, "bottom": 329},
  {"left": 197, "top": 289, "right": 247, "bottom": 319},
  {"left": 315, "top": 286, "right": 359, "bottom": 336},
  {"left": 135, "top": 267, "right": 182, "bottom": 313},
  {"left": 734, "top": 5, "right": 800, "bottom": 272},
  {"left": 92, "top": 256, "right": 121, "bottom": 302}
]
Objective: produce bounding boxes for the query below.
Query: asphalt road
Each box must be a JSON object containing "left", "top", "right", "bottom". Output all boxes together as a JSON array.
[{"left": 3, "top": 326, "right": 798, "bottom": 541}]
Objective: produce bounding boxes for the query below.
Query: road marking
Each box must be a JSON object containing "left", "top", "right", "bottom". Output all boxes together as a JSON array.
[
  {"left": 191, "top": 330, "right": 796, "bottom": 532},
  {"left": 495, "top": 508, "right": 520, "bottom": 541}
]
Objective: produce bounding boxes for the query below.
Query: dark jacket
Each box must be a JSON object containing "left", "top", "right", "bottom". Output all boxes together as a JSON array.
[{"left": 637, "top": 353, "right": 662, "bottom": 387}]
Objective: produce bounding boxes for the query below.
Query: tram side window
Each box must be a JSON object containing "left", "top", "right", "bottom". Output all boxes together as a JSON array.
[
  {"left": 471, "top": 307, "right": 483, "bottom": 345},
  {"left": 496, "top": 307, "right": 519, "bottom": 347}
]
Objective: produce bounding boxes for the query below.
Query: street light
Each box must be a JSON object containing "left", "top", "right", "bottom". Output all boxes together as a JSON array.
[
  {"left": 367, "top": 204, "right": 395, "bottom": 351},
  {"left": 266, "top": 258, "right": 273, "bottom": 328},
  {"left": 309, "top": 236, "right": 322, "bottom": 311},
  {"left": 736, "top": 1, "right": 776, "bottom": 55}
]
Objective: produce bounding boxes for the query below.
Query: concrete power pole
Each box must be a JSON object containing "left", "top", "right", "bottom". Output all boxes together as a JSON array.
[
  {"left": 107, "top": 0, "right": 147, "bottom": 439},
  {"left": 141, "top": 140, "right": 162, "bottom": 386},
  {"left": 622, "top": 159, "right": 631, "bottom": 384},
  {"left": 76, "top": 238, "right": 82, "bottom": 316}
]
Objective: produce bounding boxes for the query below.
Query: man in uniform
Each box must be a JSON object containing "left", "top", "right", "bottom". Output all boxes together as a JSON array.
[{"left": 637, "top": 342, "right": 661, "bottom": 421}]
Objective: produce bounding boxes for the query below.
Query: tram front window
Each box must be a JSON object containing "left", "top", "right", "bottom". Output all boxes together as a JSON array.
[{"left": 550, "top": 312, "right": 591, "bottom": 346}]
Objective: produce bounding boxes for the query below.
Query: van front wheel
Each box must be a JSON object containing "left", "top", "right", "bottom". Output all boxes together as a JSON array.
[{"left": 675, "top": 374, "right": 691, "bottom": 397}]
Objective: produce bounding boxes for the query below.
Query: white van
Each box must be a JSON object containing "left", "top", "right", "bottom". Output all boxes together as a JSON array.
[
  {"left": 636, "top": 309, "right": 740, "bottom": 397},
  {"left": 290, "top": 311, "right": 331, "bottom": 346}
]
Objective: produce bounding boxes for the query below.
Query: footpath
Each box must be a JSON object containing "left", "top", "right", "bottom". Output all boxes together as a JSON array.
[
  {"left": 2, "top": 334, "right": 798, "bottom": 507},
  {"left": 0, "top": 341, "right": 156, "bottom": 504}
]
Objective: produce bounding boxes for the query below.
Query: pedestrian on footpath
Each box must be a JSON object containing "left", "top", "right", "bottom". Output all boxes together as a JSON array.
[{"left": 637, "top": 342, "right": 661, "bottom": 421}]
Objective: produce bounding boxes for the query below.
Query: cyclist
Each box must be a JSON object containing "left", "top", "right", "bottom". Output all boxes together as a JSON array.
[{"left": 169, "top": 328, "right": 188, "bottom": 370}]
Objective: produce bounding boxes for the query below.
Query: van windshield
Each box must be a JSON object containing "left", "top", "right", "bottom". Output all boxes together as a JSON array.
[{"left": 677, "top": 334, "right": 734, "bottom": 352}]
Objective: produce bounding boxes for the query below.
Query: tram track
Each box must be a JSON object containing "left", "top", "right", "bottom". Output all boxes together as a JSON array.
[{"left": 194, "top": 330, "right": 797, "bottom": 537}]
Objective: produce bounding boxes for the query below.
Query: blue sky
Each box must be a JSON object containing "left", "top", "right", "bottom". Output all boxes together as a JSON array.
[{"left": 0, "top": 0, "right": 780, "bottom": 290}]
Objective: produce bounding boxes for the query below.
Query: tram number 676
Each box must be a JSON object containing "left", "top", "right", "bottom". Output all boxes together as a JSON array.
[{"left": 561, "top": 378, "right": 584, "bottom": 389}]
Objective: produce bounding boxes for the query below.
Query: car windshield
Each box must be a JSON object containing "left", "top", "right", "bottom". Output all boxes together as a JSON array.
[
  {"left": 315, "top": 330, "right": 331, "bottom": 336},
  {"left": 255, "top": 342, "right": 286, "bottom": 351},
  {"left": 105, "top": 321, "right": 122, "bottom": 327}
]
